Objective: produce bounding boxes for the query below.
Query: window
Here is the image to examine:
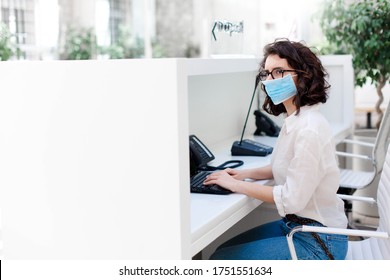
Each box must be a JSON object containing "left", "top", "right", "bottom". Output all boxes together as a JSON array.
[
  {"left": 1, "top": 0, "right": 35, "bottom": 59},
  {"left": 108, "top": 0, "right": 128, "bottom": 44}
]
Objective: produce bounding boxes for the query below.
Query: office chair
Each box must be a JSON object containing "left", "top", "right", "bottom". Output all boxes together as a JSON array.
[
  {"left": 287, "top": 143, "right": 390, "bottom": 260},
  {"left": 336, "top": 100, "right": 390, "bottom": 227}
]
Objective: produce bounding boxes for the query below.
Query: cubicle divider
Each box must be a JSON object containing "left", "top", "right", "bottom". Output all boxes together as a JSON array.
[
  {"left": 0, "top": 55, "right": 353, "bottom": 259},
  {"left": 0, "top": 59, "right": 191, "bottom": 259}
]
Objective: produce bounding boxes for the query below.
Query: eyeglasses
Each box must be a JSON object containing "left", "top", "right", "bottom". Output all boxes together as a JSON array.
[{"left": 258, "top": 68, "right": 300, "bottom": 81}]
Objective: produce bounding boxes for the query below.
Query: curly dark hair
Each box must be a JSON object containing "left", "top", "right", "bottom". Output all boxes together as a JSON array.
[{"left": 259, "top": 38, "right": 330, "bottom": 116}]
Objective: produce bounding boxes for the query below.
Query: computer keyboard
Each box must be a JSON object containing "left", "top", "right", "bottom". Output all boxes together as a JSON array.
[{"left": 190, "top": 171, "right": 232, "bottom": 195}]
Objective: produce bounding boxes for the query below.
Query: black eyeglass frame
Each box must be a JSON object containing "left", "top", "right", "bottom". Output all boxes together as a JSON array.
[{"left": 258, "top": 68, "right": 305, "bottom": 81}]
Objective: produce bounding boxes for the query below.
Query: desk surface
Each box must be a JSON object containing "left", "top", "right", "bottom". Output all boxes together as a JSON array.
[
  {"left": 190, "top": 135, "right": 276, "bottom": 256},
  {"left": 190, "top": 123, "right": 351, "bottom": 256}
]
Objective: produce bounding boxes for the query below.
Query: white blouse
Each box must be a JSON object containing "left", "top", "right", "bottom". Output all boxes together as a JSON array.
[{"left": 271, "top": 104, "right": 348, "bottom": 228}]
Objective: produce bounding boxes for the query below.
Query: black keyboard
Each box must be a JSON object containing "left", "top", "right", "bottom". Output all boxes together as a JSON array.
[{"left": 190, "top": 171, "right": 232, "bottom": 195}]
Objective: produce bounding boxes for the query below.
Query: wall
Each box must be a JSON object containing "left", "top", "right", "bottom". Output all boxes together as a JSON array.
[{"left": 0, "top": 59, "right": 190, "bottom": 259}]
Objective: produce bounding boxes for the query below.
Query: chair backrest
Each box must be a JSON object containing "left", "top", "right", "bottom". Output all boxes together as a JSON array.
[
  {"left": 375, "top": 142, "right": 390, "bottom": 258},
  {"left": 372, "top": 99, "right": 390, "bottom": 174}
]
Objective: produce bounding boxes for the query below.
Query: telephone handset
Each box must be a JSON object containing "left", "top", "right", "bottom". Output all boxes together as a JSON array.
[
  {"left": 254, "top": 110, "right": 280, "bottom": 137},
  {"left": 189, "top": 135, "right": 243, "bottom": 172},
  {"left": 189, "top": 135, "right": 215, "bottom": 169}
]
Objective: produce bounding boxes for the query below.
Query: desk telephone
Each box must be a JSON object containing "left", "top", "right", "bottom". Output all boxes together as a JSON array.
[
  {"left": 189, "top": 135, "right": 215, "bottom": 170},
  {"left": 254, "top": 110, "right": 280, "bottom": 137},
  {"left": 189, "top": 135, "right": 243, "bottom": 195}
]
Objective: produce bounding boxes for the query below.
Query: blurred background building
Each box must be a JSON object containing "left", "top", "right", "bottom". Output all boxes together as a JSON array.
[{"left": 0, "top": 0, "right": 325, "bottom": 60}]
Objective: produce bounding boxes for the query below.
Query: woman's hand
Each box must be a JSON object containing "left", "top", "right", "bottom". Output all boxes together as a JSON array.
[
  {"left": 204, "top": 167, "right": 275, "bottom": 203},
  {"left": 203, "top": 169, "right": 241, "bottom": 192},
  {"left": 224, "top": 168, "right": 248, "bottom": 181}
]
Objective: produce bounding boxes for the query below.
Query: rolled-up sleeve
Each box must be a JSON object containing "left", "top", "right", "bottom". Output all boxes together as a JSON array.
[{"left": 273, "top": 184, "right": 286, "bottom": 216}]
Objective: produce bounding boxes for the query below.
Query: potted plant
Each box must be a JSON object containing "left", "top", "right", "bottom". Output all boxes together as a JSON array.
[
  {"left": 98, "top": 25, "right": 145, "bottom": 59},
  {"left": 319, "top": 0, "right": 390, "bottom": 128},
  {"left": 60, "top": 26, "right": 97, "bottom": 60}
]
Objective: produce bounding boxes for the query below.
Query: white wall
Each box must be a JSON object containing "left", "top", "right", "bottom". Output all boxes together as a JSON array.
[{"left": 0, "top": 59, "right": 190, "bottom": 259}]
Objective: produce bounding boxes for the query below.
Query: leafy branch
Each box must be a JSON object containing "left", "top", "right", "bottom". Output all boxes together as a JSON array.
[{"left": 319, "top": 0, "right": 390, "bottom": 127}]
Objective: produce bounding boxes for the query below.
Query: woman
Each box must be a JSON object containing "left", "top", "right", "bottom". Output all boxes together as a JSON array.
[{"left": 204, "top": 39, "right": 348, "bottom": 260}]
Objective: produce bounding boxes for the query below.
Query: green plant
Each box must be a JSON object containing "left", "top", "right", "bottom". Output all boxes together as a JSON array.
[
  {"left": 184, "top": 42, "right": 200, "bottom": 58},
  {"left": 98, "top": 25, "right": 169, "bottom": 59},
  {"left": 0, "top": 23, "right": 15, "bottom": 61},
  {"left": 61, "top": 27, "right": 97, "bottom": 60},
  {"left": 99, "top": 25, "right": 144, "bottom": 59},
  {"left": 151, "top": 40, "right": 167, "bottom": 58},
  {"left": 319, "top": 0, "right": 390, "bottom": 127}
]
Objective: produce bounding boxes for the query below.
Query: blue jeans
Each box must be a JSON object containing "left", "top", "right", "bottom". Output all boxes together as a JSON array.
[{"left": 209, "top": 218, "right": 348, "bottom": 260}]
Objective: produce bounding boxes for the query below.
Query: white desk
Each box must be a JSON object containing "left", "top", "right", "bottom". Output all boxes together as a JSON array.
[{"left": 190, "top": 135, "right": 275, "bottom": 256}]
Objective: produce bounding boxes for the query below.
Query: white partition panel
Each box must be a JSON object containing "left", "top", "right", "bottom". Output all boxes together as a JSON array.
[
  {"left": 187, "top": 58, "right": 260, "bottom": 146},
  {"left": 320, "top": 55, "right": 354, "bottom": 143},
  {"left": 0, "top": 59, "right": 190, "bottom": 259}
]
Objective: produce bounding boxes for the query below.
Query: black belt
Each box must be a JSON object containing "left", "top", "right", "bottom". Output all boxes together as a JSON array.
[{"left": 286, "top": 214, "right": 334, "bottom": 260}]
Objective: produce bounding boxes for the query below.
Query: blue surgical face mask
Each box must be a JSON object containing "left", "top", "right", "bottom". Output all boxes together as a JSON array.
[{"left": 261, "top": 74, "right": 297, "bottom": 105}]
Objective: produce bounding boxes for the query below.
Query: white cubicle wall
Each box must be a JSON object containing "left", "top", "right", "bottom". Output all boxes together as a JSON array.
[
  {"left": 187, "top": 58, "right": 259, "bottom": 147},
  {"left": 319, "top": 55, "right": 354, "bottom": 143},
  {"left": 0, "top": 56, "right": 353, "bottom": 259},
  {"left": 0, "top": 59, "right": 191, "bottom": 259}
]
